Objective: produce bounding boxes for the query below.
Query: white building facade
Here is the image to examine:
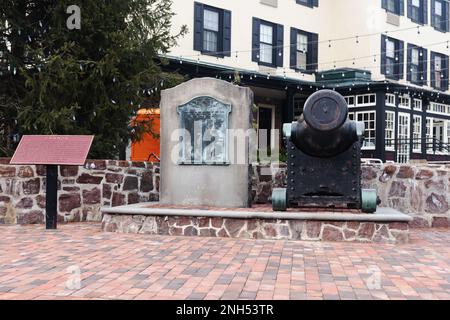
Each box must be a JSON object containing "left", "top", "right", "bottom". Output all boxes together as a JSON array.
[{"left": 163, "top": 0, "right": 450, "bottom": 162}]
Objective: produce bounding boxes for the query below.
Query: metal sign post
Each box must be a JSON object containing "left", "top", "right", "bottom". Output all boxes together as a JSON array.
[{"left": 45, "top": 165, "right": 58, "bottom": 229}]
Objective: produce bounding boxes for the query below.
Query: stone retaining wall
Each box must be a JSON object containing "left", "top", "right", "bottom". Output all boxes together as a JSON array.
[
  {"left": 0, "top": 158, "right": 159, "bottom": 224},
  {"left": 101, "top": 214, "right": 409, "bottom": 244},
  {"left": 2, "top": 157, "right": 450, "bottom": 228},
  {"left": 251, "top": 163, "right": 450, "bottom": 228}
]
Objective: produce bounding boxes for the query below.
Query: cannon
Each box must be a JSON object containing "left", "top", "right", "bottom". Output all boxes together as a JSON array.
[{"left": 272, "top": 90, "right": 379, "bottom": 213}]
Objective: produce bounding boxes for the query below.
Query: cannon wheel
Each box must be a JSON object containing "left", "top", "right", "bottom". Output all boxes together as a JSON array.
[
  {"left": 361, "top": 189, "right": 378, "bottom": 213},
  {"left": 272, "top": 188, "right": 287, "bottom": 212}
]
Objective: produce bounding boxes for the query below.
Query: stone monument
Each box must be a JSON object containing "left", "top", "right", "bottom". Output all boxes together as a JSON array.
[{"left": 159, "top": 78, "right": 254, "bottom": 207}]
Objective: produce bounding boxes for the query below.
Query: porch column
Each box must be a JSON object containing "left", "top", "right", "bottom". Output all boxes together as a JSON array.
[{"left": 375, "top": 90, "right": 386, "bottom": 162}]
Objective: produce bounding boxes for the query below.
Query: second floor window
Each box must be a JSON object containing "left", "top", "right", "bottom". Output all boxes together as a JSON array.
[
  {"left": 408, "top": 0, "right": 428, "bottom": 24},
  {"left": 290, "top": 28, "right": 318, "bottom": 72},
  {"left": 432, "top": 0, "right": 450, "bottom": 32},
  {"left": 407, "top": 45, "right": 427, "bottom": 85},
  {"left": 252, "top": 18, "right": 284, "bottom": 68},
  {"left": 203, "top": 9, "right": 219, "bottom": 52},
  {"left": 260, "top": 24, "right": 274, "bottom": 64},
  {"left": 382, "top": 0, "right": 404, "bottom": 15},
  {"left": 194, "top": 2, "right": 231, "bottom": 57},
  {"left": 431, "top": 52, "right": 449, "bottom": 91},
  {"left": 296, "top": 34, "right": 308, "bottom": 69},
  {"left": 381, "top": 35, "right": 404, "bottom": 80}
]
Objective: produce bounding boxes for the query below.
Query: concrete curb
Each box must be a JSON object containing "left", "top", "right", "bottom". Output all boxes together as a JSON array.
[{"left": 102, "top": 204, "right": 413, "bottom": 222}]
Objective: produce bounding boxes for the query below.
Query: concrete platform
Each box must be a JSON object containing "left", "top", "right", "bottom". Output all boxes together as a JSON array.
[{"left": 101, "top": 203, "right": 412, "bottom": 244}]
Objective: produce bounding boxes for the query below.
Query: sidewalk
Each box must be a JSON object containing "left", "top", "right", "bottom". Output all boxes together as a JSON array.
[{"left": 0, "top": 223, "right": 448, "bottom": 300}]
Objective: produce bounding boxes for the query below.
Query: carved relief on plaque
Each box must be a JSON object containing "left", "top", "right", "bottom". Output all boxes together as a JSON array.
[{"left": 177, "top": 96, "right": 231, "bottom": 165}]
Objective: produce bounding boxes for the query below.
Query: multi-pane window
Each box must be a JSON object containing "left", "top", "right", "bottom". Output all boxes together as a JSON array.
[
  {"left": 386, "top": 39, "right": 396, "bottom": 76},
  {"left": 414, "top": 99, "right": 422, "bottom": 111},
  {"left": 411, "top": 48, "right": 420, "bottom": 82},
  {"left": 385, "top": 111, "right": 395, "bottom": 151},
  {"left": 411, "top": 0, "right": 421, "bottom": 20},
  {"left": 356, "top": 94, "right": 376, "bottom": 106},
  {"left": 385, "top": 0, "right": 401, "bottom": 14},
  {"left": 290, "top": 28, "right": 318, "bottom": 72},
  {"left": 296, "top": 34, "right": 308, "bottom": 70},
  {"left": 399, "top": 95, "right": 411, "bottom": 109},
  {"left": 357, "top": 112, "right": 376, "bottom": 149},
  {"left": 203, "top": 9, "right": 219, "bottom": 52},
  {"left": 432, "top": 0, "right": 449, "bottom": 32},
  {"left": 435, "top": 55, "right": 442, "bottom": 89},
  {"left": 194, "top": 3, "right": 231, "bottom": 57},
  {"left": 413, "top": 115, "right": 422, "bottom": 152},
  {"left": 344, "top": 96, "right": 355, "bottom": 107},
  {"left": 386, "top": 93, "right": 396, "bottom": 106},
  {"left": 408, "top": 0, "right": 428, "bottom": 24},
  {"left": 260, "top": 23, "right": 274, "bottom": 64},
  {"left": 253, "top": 18, "right": 283, "bottom": 67},
  {"left": 408, "top": 45, "right": 426, "bottom": 85},
  {"left": 435, "top": 0, "right": 443, "bottom": 27},
  {"left": 382, "top": 36, "right": 404, "bottom": 80},
  {"left": 397, "top": 113, "right": 411, "bottom": 163}
]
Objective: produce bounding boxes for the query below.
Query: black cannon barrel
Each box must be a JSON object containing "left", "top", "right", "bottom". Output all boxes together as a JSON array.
[{"left": 290, "top": 90, "right": 361, "bottom": 158}]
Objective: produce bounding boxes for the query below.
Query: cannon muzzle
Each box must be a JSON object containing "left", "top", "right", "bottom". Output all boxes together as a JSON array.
[{"left": 286, "top": 90, "right": 364, "bottom": 158}]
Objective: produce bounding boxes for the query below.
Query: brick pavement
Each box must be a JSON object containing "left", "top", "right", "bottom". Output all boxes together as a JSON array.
[{"left": 0, "top": 223, "right": 448, "bottom": 300}]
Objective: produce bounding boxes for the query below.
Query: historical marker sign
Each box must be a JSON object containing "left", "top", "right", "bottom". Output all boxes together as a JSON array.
[
  {"left": 10, "top": 135, "right": 94, "bottom": 165},
  {"left": 10, "top": 135, "right": 94, "bottom": 230}
]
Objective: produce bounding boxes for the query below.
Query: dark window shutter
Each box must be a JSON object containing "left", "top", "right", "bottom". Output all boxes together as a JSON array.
[
  {"left": 382, "top": 0, "right": 388, "bottom": 10},
  {"left": 307, "top": 32, "right": 318, "bottom": 72},
  {"left": 276, "top": 24, "right": 284, "bottom": 67},
  {"left": 193, "top": 2, "right": 204, "bottom": 52},
  {"left": 398, "top": 40, "right": 404, "bottom": 80},
  {"left": 430, "top": 52, "right": 436, "bottom": 87},
  {"left": 312, "top": 0, "right": 319, "bottom": 7},
  {"left": 431, "top": 0, "right": 436, "bottom": 28},
  {"left": 252, "top": 18, "right": 260, "bottom": 62},
  {"left": 381, "top": 35, "right": 387, "bottom": 75},
  {"left": 421, "top": 48, "right": 428, "bottom": 85},
  {"left": 445, "top": 2, "right": 450, "bottom": 31},
  {"left": 407, "top": 0, "right": 412, "bottom": 19},
  {"left": 443, "top": 55, "right": 449, "bottom": 89},
  {"left": 407, "top": 44, "right": 412, "bottom": 82},
  {"left": 399, "top": 0, "right": 405, "bottom": 15},
  {"left": 222, "top": 10, "right": 231, "bottom": 57},
  {"left": 290, "top": 28, "right": 298, "bottom": 69},
  {"left": 423, "top": 0, "right": 428, "bottom": 24}
]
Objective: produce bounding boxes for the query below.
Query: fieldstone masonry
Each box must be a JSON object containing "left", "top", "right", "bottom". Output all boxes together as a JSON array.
[
  {"left": 101, "top": 214, "right": 409, "bottom": 244},
  {"left": 251, "top": 163, "right": 450, "bottom": 228},
  {"left": 1, "top": 158, "right": 450, "bottom": 229},
  {"left": 0, "top": 158, "right": 159, "bottom": 224}
]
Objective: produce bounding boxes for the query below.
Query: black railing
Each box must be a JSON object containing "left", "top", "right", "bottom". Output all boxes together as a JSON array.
[{"left": 385, "top": 138, "right": 450, "bottom": 155}]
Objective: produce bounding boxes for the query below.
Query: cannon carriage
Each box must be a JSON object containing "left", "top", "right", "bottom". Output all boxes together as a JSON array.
[{"left": 272, "top": 90, "right": 379, "bottom": 213}]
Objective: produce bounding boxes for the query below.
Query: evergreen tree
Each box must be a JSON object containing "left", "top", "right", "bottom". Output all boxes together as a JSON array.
[{"left": 0, "top": 0, "right": 186, "bottom": 158}]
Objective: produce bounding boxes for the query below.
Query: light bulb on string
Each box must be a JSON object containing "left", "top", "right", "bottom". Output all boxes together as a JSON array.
[
  {"left": 417, "top": 26, "right": 420, "bottom": 34},
  {"left": 356, "top": 36, "right": 359, "bottom": 44},
  {"left": 328, "top": 40, "right": 332, "bottom": 48}
]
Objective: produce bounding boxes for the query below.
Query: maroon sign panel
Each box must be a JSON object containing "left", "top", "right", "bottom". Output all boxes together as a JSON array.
[{"left": 10, "top": 135, "right": 94, "bottom": 165}]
